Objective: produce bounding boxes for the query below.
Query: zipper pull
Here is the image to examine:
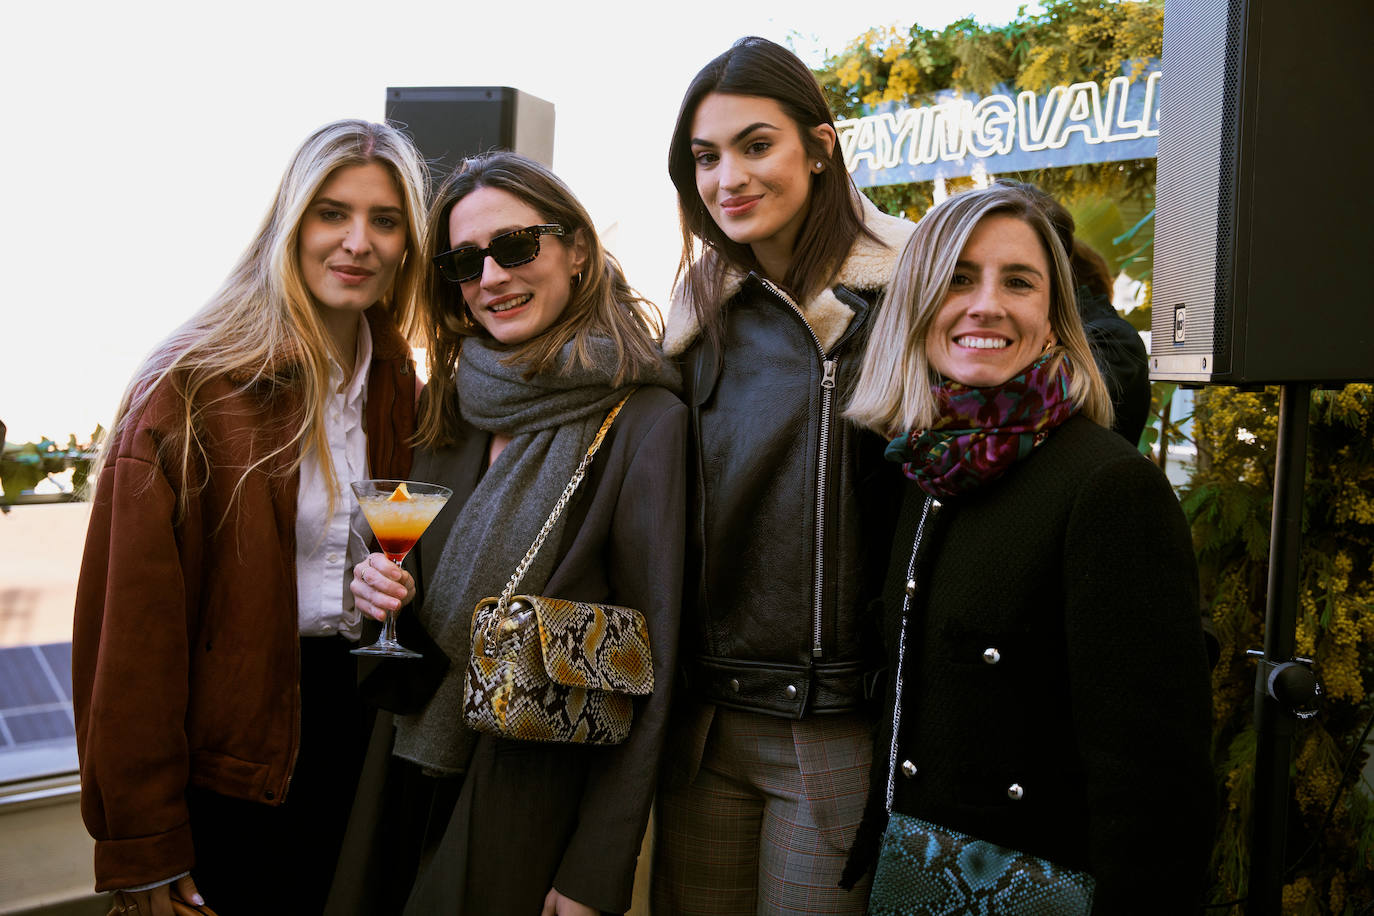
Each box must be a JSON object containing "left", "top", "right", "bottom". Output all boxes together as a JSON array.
[{"left": 821, "top": 359, "right": 837, "bottom": 390}]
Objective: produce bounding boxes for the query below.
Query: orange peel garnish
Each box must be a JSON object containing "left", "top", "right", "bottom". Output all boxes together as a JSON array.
[{"left": 387, "top": 482, "right": 412, "bottom": 502}]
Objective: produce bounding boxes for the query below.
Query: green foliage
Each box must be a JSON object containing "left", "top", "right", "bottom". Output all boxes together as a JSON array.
[
  {"left": 1187, "top": 386, "right": 1374, "bottom": 912},
  {"left": 1137, "top": 380, "right": 1192, "bottom": 464},
  {"left": 820, "top": 1, "right": 1160, "bottom": 308},
  {"left": 818, "top": 1, "right": 1164, "bottom": 114},
  {"left": 0, "top": 428, "right": 101, "bottom": 501},
  {"left": 818, "top": 0, "right": 1163, "bottom": 218}
]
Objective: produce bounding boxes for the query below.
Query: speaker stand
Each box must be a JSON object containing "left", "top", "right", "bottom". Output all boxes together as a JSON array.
[{"left": 1246, "top": 381, "right": 1311, "bottom": 915}]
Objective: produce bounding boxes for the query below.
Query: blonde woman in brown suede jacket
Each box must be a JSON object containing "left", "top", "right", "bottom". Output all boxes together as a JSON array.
[{"left": 73, "top": 119, "right": 427, "bottom": 916}]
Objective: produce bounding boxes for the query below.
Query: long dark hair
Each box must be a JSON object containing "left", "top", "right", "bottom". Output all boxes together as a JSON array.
[
  {"left": 668, "top": 36, "right": 873, "bottom": 342},
  {"left": 417, "top": 151, "right": 664, "bottom": 448}
]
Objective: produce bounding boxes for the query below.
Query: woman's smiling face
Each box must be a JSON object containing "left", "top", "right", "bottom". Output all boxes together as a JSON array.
[
  {"left": 689, "top": 92, "right": 831, "bottom": 278},
  {"left": 925, "top": 213, "right": 1056, "bottom": 388},
  {"left": 298, "top": 162, "right": 407, "bottom": 322},
  {"left": 448, "top": 186, "right": 586, "bottom": 346}
]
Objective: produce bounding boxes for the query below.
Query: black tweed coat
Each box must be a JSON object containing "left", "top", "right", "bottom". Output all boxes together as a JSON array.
[{"left": 851, "top": 414, "right": 1215, "bottom": 914}]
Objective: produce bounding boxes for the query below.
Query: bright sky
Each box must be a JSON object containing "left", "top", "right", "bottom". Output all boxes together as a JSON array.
[{"left": 2, "top": 0, "right": 1035, "bottom": 444}]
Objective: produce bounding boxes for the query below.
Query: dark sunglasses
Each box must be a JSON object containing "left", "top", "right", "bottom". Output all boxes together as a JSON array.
[{"left": 432, "top": 224, "right": 566, "bottom": 283}]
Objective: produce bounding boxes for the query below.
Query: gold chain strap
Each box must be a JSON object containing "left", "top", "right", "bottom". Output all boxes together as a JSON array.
[{"left": 493, "top": 390, "right": 635, "bottom": 616}]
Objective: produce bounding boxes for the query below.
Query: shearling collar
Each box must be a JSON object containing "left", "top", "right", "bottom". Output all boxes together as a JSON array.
[{"left": 663, "top": 194, "right": 916, "bottom": 357}]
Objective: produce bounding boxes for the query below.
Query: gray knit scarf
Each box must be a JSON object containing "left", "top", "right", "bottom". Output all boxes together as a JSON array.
[{"left": 392, "top": 335, "right": 679, "bottom": 774}]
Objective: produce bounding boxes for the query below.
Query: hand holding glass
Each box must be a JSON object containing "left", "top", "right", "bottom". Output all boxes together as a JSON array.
[{"left": 350, "top": 479, "right": 451, "bottom": 658}]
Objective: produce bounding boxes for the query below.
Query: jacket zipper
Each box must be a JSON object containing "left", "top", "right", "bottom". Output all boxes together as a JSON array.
[
  {"left": 886, "top": 495, "right": 937, "bottom": 811},
  {"left": 759, "top": 277, "right": 835, "bottom": 660}
]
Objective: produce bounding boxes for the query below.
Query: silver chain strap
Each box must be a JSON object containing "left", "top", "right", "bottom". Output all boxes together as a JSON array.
[{"left": 494, "top": 391, "right": 635, "bottom": 615}]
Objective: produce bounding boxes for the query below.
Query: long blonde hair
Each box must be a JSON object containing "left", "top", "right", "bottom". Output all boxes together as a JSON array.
[
  {"left": 846, "top": 184, "right": 1113, "bottom": 436},
  {"left": 100, "top": 119, "right": 429, "bottom": 517}
]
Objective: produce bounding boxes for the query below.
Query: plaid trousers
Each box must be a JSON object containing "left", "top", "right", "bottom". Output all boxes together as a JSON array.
[{"left": 652, "top": 704, "right": 874, "bottom": 916}]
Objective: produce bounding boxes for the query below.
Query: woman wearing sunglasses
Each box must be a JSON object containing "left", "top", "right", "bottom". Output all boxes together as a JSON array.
[
  {"left": 341, "top": 151, "right": 685, "bottom": 916},
  {"left": 72, "top": 119, "right": 428, "bottom": 916},
  {"left": 653, "top": 36, "right": 915, "bottom": 914}
]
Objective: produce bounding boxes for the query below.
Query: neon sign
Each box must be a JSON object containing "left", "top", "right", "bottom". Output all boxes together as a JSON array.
[{"left": 838, "top": 65, "right": 1159, "bottom": 187}]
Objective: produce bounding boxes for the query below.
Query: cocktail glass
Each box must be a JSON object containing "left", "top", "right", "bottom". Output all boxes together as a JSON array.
[{"left": 349, "top": 479, "right": 452, "bottom": 658}]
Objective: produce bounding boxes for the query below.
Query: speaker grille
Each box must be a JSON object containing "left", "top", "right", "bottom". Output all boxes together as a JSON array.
[
  {"left": 1154, "top": 0, "right": 1374, "bottom": 384},
  {"left": 1212, "top": 0, "right": 1245, "bottom": 365},
  {"left": 1154, "top": 0, "right": 1235, "bottom": 379}
]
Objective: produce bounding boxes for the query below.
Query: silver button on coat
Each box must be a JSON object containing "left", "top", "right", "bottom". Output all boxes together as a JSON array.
[
  {"left": 1007, "top": 783, "right": 1025, "bottom": 801},
  {"left": 901, "top": 760, "right": 918, "bottom": 778},
  {"left": 785, "top": 684, "right": 798, "bottom": 699},
  {"left": 982, "top": 647, "right": 1001, "bottom": 664}
]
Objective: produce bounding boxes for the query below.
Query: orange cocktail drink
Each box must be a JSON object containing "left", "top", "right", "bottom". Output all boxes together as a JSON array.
[
  {"left": 349, "top": 479, "right": 453, "bottom": 658},
  {"left": 356, "top": 492, "right": 448, "bottom": 563}
]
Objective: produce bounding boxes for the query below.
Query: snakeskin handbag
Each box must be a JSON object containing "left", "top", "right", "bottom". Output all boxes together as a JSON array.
[
  {"left": 463, "top": 392, "right": 654, "bottom": 745},
  {"left": 868, "top": 812, "right": 1095, "bottom": 916}
]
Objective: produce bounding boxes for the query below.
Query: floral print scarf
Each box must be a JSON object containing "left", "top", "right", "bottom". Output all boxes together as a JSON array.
[{"left": 885, "top": 353, "right": 1077, "bottom": 499}]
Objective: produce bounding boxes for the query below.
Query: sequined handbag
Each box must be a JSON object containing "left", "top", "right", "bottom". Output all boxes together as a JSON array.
[
  {"left": 462, "top": 392, "right": 654, "bottom": 745},
  {"left": 868, "top": 811, "right": 1095, "bottom": 916}
]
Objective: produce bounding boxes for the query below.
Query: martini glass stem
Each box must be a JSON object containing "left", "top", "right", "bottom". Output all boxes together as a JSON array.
[{"left": 379, "top": 556, "right": 406, "bottom": 648}]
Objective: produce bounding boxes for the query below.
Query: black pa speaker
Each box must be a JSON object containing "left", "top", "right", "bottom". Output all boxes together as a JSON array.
[
  {"left": 1151, "top": 0, "right": 1373, "bottom": 385},
  {"left": 384, "top": 86, "right": 555, "bottom": 183}
]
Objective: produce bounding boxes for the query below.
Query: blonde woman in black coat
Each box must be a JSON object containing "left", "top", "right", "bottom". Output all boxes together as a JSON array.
[{"left": 842, "top": 183, "right": 1214, "bottom": 913}]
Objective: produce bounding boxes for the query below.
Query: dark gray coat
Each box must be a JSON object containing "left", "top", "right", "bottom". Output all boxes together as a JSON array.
[{"left": 337, "top": 385, "right": 686, "bottom": 916}]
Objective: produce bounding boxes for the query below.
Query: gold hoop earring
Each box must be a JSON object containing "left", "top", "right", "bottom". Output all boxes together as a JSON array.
[{"left": 572, "top": 271, "right": 584, "bottom": 290}]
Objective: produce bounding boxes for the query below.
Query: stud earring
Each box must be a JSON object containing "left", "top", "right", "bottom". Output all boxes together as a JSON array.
[{"left": 815, "top": 160, "right": 825, "bottom": 171}]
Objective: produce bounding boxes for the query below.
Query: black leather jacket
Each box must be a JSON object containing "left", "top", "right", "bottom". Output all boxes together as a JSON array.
[{"left": 678, "top": 274, "right": 904, "bottom": 718}]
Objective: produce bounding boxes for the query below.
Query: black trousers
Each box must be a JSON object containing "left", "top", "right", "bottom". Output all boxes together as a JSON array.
[{"left": 185, "top": 636, "right": 371, "bottom": 915}]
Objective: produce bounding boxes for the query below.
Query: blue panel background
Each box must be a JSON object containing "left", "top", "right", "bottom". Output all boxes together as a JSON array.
[{"left": 840, "top": 63, "right": 1159, "bottom": 188}]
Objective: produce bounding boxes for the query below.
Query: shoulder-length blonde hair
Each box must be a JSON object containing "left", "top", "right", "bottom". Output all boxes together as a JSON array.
[
  {"left": 846, "top": 183, "right": 1113, "bottom": 436},
  {"left": 417, "top": 151, "right": 665, "bottom": 448},
  {"left": 102, "top": 118, "right": 429, "bottom": 516}
]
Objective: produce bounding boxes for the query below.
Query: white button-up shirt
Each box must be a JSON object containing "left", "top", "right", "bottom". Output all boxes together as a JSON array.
[{"left": 295, "top": 317, "right": 373, "bottom": 640}]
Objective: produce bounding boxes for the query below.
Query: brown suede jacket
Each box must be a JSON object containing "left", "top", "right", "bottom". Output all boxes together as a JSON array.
[{"left": 72, "top": 307, "right": 415, "bottom": 891}]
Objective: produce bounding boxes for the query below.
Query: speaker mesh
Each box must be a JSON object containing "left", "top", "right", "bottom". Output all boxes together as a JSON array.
[
  {"left": 1154, "top": 0, "right": 1235, "bottom": 378},
  {"left": 1212, "top": 0, "right": 1246, "bottom": 366}
]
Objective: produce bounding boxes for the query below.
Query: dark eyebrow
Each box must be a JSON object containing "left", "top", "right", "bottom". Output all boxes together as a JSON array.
[
  {"left": 312, "top": 198, "right": 404, "bottom": 217},
  {"left": 1001, "top": 262, "right": 1046, "bottom": 279},
  {"left": 954, "top": 259, "right": 1046, "bottom": 280},
  {"left": 690, "top": 121, "right": 781, "bottom": 148}
]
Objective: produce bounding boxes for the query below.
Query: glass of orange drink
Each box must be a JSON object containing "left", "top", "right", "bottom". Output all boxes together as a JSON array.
[{"left": 349, "top": 479, "right": 452, "bottom": 658}]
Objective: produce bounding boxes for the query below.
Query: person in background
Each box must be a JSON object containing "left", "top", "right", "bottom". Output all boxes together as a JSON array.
[
  {"left": 343, "top": 151, "right": 686, "bottom": 916},
  {"left": 72, "top": 119, "right": 428, "bottom": 916},
  {"left": 653, "top": 35, "right": 915, "bottom": 915},
  {"left": 842, "top": 182, "right": 1214, "bottom": 912}
]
